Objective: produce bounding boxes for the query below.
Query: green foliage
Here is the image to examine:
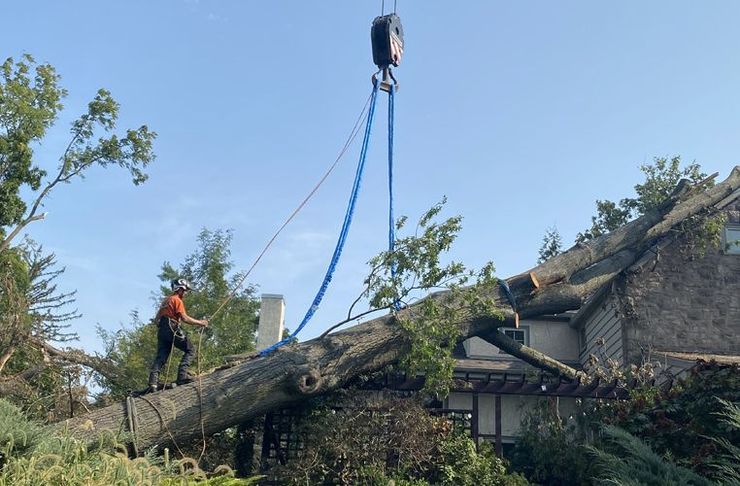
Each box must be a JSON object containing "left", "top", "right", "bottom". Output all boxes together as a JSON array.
[
  {"left": 0, "top": 55, "right": 63, "bottom": 228},
  {"left": 397, "top": 261, "right": 501, "bottom": 398},
  {"left": 270, "top": 397, "right": 525, "bottom": 486},
  {"left": 99, "top": 229, "right": 259, "bottom": 397},
  {"left": 271, "top": 397, "right": 450, "bottom": 484},
  {"left": 0, "top": 400, "right": 43, "bottom": 465},
  {"left": 363, "top": 199, "right": 465, "bottom": 310},
  {"left": 0, "top": 248, "right": 32, "bottom": 351},
  {"left": 705, "top": 398, "right": 740, "bottom": 485},
  {"left": 0, "top": 53, "right": 154, "bottom": 418},
  {"left": 354, "top": 466, "right": 432, "bottom": 486},
  {"left": 360, "top": 199, "right": 503, "bottom": 397},
  {"left": 0, "top": 399, "right": 261, "bottom": 485},
  {"left": 97, "top": 310, "right": 158, "bottom": 398},
  {"left": 0, "top": 241, "right": 85, "bottom": 421},
  {"left": 0, "top": 54, "right": 155, "bottom": 241},
  {"left": 160, "top": 229, "right": 259, "bottom": 363},
  {"left": 509, "top": 364, "right": 740, "bottom": 484},
  {"left": 435, "top": 434, "right": 528, "bottom": 486},
  {"left": 536, "top": 226, "right": 562, "bottom": 264},
  {"left": 597, "top": 363, "right": 740, "bottom": 478},
  {"left": 510, "top": 400, "right": 594, "bottom": 486},
  {"left": 576, "top": 156, "right": 711, "bottom": 244},
  {"left": 587, "top": 426, "right": 711, "bottom": 486}
]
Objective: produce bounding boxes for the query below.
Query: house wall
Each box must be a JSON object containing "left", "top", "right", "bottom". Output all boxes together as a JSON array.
[
  {"left": 446, "top": 392, "right": 578, "bottom": 442},
  {"left": 455, "top": 320, "right": 581, "bottom": 444},
  {"left": 578, "top": 292, "right": 624, "bottom": 368},
  {"left": 618, "top": 202, "right": 740, "bottom": 363},
  {"left": 527, "top": 319, "right": 580, "bottom": 362},
  {"left": 464, "top": 319, "right": 580, "bottom": 362}
]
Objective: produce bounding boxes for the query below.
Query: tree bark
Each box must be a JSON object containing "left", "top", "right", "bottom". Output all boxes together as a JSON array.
[
  {"left": 57, "top": 167, "right": 740, "bottom": 450},
  {"left": 0, "top": 346, "right": 16, "bottom": 374}
]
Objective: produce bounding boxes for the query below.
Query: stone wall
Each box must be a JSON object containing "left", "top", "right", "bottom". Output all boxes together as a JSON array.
[{"left": 618, "top": 202, "right": 740, "bottom": 364}]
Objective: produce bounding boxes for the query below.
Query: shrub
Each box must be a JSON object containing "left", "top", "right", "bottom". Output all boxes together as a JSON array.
[
  {"left": 269, "top": 396, "right": 527, "bottom": 485},
  {"left": 0, "top": 398, "right": 261, "bottom": 485},
  {"left": 597, "top": 362, "right": 740, "bottom": 478},
  {"left": 510, "top": 399, "right": 594, "bottom": 485},
  {"left": 588, "top": 426, "right": 711, "bottom": 486},
  {"left": 0, "top": 399, "right": 44, "bottom": 466}
]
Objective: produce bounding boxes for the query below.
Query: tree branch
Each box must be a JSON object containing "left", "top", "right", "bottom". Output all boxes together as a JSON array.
[
  {"left": 28, "top": 338, "right": 119, "bottom": 384},
  {"left": 485, "top": 331, "right": 578, "bottom": 380}
]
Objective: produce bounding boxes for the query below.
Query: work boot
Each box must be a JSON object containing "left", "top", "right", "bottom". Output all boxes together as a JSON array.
[
  {"left": 176, "top": 370, "right": 195, "bottom": 385},
  {"left": 147, "top": 371, "right": 159, "bottom": 393}
]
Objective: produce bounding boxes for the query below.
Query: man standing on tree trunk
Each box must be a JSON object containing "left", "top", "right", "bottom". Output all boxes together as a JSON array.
[{"left": 147, "top": 278, "right": 209, "bottom": 392}]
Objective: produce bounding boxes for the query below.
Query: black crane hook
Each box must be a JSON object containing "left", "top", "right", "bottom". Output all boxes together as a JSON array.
[{"left": 371, "top": 13, "right": 404, "bottom": 92}]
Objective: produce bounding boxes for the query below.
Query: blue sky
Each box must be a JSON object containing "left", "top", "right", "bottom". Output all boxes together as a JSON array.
[{"left": 3, "top": 1, "right": 739, "bottom": 353}]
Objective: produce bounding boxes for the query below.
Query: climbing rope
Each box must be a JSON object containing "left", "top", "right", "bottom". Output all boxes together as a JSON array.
[{"left": 260, "top": 79, "right": 382, "bottom": 356}]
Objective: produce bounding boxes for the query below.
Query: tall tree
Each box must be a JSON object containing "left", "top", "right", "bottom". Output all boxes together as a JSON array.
[
  {"left": 576, "top": 156, "right": 706, "bottom": 243},
  {"left": 0, "top": 54, "right": 155, "bottom": 413},
  {"left": 537, "top": 226, "right": 562, "bottom": 264},
  {"left": 0, "top": 54, "right": 155, "bottom": 252},
  {"left": 98, "top": 229, "right": 259, "bottom": 399}
]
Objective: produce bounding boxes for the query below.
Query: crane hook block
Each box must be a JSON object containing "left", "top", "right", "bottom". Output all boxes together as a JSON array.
[{"left": 371, "top": 14, "right": 404, "bottom": 69}]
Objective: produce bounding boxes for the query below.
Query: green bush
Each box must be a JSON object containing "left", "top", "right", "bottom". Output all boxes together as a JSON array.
[
  {"left": 588, "top": 426, "right": 711, "bottom": 486},
  {"left": 598, "top": 362, "right": 740, "bottom": 478},
  {"left": 434, "top": 434, "right": 528, "bottom": 486},
  {"left": 0, "top": 398, "right": 260, "bottom": 485},
  {"left": 510, "top": 400, "right": 594, "bottom": 485},
  {"left": 705, "top": 398, "right": 740, "bottom": 485},
  {"left": 0, "top": 399, "right": 44, "bottom": 465},
  {"left": 269, "top": 396, "right": 528, "bottom": 485}
]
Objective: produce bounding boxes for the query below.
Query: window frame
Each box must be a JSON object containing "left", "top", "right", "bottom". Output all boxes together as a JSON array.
[
  {"left": 722, "top": 223, "right": 740, "bottom": 255},
  {"left": 498, "top": 326, "right": 529, "bottom": 353}
]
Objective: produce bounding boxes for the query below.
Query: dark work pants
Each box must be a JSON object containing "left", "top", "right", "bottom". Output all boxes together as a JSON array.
[{"left": 150, "top": 316, "right": 195, "bottom": 377}]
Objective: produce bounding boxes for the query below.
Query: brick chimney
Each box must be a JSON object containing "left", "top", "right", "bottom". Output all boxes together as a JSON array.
[{"left": 256, "top": 294, "right": 285, "bottom": 351}]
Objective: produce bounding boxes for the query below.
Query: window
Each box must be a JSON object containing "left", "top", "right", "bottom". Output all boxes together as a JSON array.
[
  {"left": 723, "top": 224, "right": 740, "bottom": 255},
  {"left": 498, "top": 327, "right": 529, "bottom": 353}
]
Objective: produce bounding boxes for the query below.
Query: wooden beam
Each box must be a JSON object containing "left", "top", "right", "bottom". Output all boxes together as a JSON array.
[{"left": 494, "top": 395, "right": 502, "bottom": 457}]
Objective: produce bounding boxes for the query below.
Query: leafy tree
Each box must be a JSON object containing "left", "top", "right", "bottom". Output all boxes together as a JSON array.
[
  {"left": 99, "top": 229, "right": 259, "bottom": 398},
  {"left": 576, "top": 156, "right": 706, "bottom": 243},
  {"left": 0, "top": 54, "right": 155, "bottom": 251},
  {"left": 537, "top": 226, "right": 562, "bottom": 264},
  {"left": 353, "top": 198, "right": 502, "bottom": 397},
  {"left": 705, "top": 398, "right": 740, "bottom": 485},
  {"left": 0, "top": 54, "right": 155, "bottom": 413}
]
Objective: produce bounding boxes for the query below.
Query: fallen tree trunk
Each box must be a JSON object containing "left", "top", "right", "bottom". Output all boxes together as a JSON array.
[{"left": 57, "top": 167, "right": 740, "bottom": 451}]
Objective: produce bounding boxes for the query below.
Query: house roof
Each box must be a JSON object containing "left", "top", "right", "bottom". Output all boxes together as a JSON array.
[{"left": 569, "top": 185, "right": 740, "bottom": 329}]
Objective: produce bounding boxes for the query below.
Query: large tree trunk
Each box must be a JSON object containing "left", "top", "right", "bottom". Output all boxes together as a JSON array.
[{"left": 57, "top": 167, "right": 740, "bottom": 451}]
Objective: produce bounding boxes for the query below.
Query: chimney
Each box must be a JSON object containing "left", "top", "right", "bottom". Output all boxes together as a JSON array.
[{"left": 256, "top": 294, "right": 285, "bottom": 351}]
